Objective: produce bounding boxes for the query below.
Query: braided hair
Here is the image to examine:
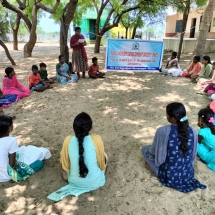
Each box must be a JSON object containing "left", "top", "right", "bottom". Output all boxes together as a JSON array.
[
  {"left": 166, "top": 102, "right": 189, "bottom": 155},
  {"left": 0, "top": 115, "right": 13, "bottom": 138},
  {"left": 73, "top": 112, "right": 92, "bottom": 178},
  {"left": 198, "top": 108, "right": 215, "bottom": 135}
]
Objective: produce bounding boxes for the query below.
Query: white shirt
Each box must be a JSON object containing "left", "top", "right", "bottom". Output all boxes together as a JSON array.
[{"left": 0, "top": 136, "right": 19, "bottom": 182}]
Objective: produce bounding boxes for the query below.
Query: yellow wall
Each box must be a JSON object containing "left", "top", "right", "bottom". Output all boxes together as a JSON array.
[{"left": 110, "top": 24, "right": 133, "bottom": 39}]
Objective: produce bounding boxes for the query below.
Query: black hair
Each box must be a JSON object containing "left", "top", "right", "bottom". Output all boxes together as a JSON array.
[
  {"left": 198, "top": 108, "right": 215, "bottom": 135},
  {"left": 92, "top": 57, "right": 98, "bottom": 63},
  {"left": 166, "top": 102, "right": 189, "bottom": 155},
  {"left": 5, "top": 67, "right": 14, "bottom": 77},
  {"left": 0, "top": 115, "right": 13, "bottom": 138},
  {"left": 40, "top": 63, "right": 47, "bottom": 68},
  {"left": 172, "top": 51, "right": 177, "bottom": 57},
  {"left": 75, "top": 27, "right": 81, "bottom": 32},
  {"left": 59, "top": 55, "right": 64, "bottom": 61},
  {"left": 32, "top": 65, "right": 38, "bottom": 70},
  {"left": 203, "top": 56, "right": 211, "bottom": 64},
  {"left": 73, "top": 112, "right": 92, "bottom": 178},
  {"left": 213, "top": 62, "right": 215, "bottom": 66},
  {"left": 194, "top": 56, "right": 200, "bottom": 62}
]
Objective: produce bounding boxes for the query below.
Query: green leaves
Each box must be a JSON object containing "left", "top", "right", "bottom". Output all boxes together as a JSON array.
[{"left": 0, "top": 5, "right": 9, "bottom": 39}]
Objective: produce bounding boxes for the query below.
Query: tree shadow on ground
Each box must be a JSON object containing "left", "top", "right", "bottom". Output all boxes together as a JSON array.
[{"left": 0, "top": 44, "right": 215, "bottom": 215}]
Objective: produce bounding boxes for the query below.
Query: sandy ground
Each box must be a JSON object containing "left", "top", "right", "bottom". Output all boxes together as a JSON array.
[{"left": 0, "top": 42, "right": 215, "bottom": 215}]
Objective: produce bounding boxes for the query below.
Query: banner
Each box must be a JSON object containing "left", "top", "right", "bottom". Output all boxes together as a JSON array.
[{"left": 105, "top": 39, "right": 164, "bottom": 71}]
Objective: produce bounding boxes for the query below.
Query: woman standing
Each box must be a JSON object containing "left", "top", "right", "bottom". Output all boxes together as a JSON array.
[
  {"left": 141, "top": 102, "right": 206, "bottom": 193},
  {"left": 70, "top": 27, "right": 88, "bottom": 79}
]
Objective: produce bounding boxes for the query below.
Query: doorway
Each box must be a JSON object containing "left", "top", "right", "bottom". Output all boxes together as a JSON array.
[
  {"left": 89, "top": 19, "right": 96, "bottom": 40},
  {"left": 190, "top": 18, "right": 196, "bottom": 38}
]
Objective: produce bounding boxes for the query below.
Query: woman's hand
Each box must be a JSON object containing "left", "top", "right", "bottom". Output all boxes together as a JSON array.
[
  {"left": 19, "top": 88, "right": 25, "bottom": 92},
  {"left": 75, "top": 42, "right": 80, "bottom": 46}
]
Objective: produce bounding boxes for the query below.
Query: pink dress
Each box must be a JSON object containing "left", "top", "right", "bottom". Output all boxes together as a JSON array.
[
  {"left": 181, "top": 62, "right": 201, "bottom": 78},
  {"left": 2, "top": 76, "right": 30, "bottom": 99}
]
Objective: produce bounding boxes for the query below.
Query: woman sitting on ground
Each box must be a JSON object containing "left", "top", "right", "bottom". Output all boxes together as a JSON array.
[
  {"left": 0, "top": 115, "right": 51, "bottom": 182},
  {"left": 181, "top": 56, "right": 201, "bottom": 78},
  {"left": 159, "top": 51, "right": 182, "bottom": 77},
  {"left": 56, "top": 55, "right": 78, "bottom": 85},
  {"left": 197, "top": 62, "right": 215, "bottom": 95},
  {"left": 2, "top": 67, "right": 30, "bottom": 99},
  {"left": 141, "top": 102, "right": 206, "bottom": 193},
  {"left": 48, "top": 112, "right": 107, "bottom": 201},
  {"left": 0, "top": 89, "right": 19, "bottom": 108},
  {"left": 192, "top": 56, "right": 213, "bottom": 83},
  {"left": 197, "top": 106, "right": 215, "bottom": 172}
]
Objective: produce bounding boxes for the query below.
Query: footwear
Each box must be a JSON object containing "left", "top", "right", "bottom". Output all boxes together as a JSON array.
[
  {"left": 77, "top": 72, "right": 80, "bottom": 79},
  {"left": 82, "top": 72, "right": 86, "bottom": 78}
]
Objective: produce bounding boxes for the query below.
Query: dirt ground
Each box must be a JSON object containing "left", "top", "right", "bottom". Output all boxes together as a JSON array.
[{"left": 0, "top": 42, "right": 215, "bottom": 215}]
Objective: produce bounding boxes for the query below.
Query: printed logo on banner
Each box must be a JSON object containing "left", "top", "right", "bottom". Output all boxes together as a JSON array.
[{"left": 132, "top": 42, "right": 139, "bottom": 50}]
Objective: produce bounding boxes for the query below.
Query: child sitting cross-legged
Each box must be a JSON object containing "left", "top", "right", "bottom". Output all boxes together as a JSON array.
[
  {"left": 89, "top": 57, "right": 105, "bottom": 79},
  {"left": 39, "top": 63, "right": 56, "bottom": 84},
  {"left": 28, "top": 65, "right": 52, "bottom": 92}
]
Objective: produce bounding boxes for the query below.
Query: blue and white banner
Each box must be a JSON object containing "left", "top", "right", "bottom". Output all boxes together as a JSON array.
[{"left": 105, "top": 39, "right": 164, "bottom": 71}]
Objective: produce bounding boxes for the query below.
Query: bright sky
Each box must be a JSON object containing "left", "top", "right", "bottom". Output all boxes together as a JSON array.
[
  {"left": 39, "top": 16, "right": 60, "bottom": 33},
  {"left": 166, "top": 7, "right": 176, "bottom": 15}
]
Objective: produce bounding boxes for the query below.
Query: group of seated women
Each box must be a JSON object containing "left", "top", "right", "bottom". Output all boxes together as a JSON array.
[
  {"left": 160, "top": 52, "right": 215, "bottom": 100},
  {"left": 142, "top": 102, "right": 215, "bottom": 193},
  {"left": 0, "top": 54, "right": 91, "bottom": 109},
  {"left": 1, "top": 101, "right": 214, "bottom": 201}
]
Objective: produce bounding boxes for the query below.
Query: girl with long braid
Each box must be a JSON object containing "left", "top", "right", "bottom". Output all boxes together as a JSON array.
[
  {"left": 197, "top": 107, "right": 215, "bottom": 171},
  {"left": 48, "top": 112, "right": 107, "bottom": 201},
  {"left": 141, "top": 102, "right": 206, "bottom": 192}
]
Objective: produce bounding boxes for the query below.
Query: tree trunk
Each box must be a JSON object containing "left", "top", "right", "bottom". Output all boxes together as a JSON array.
[
  {"left": 0, "top": 40, "right": 16, "bottom": 65},
  {"left": 178, "top": 0, "right": 190, "bottom": 62},
  {"left": 23, "top": 3, "right": 38, "bottom": 57},
  {"left": 132, "top": 27, "right": 137, "bottom": 39},
  {"left": 13, "top": 14, "right": 21, "bottom": 50},
  {"left": 193, "top": 0, "right": 215, "bottom": 59},
  {"left": 60, "top": 17, "right": 70, "bottom": 63},
  {"left": 94, "top": 13, "right": 101, "bottom": 53},
  {"left": 125, "top": 28, "right": 128, "bottom": 39},
  {"left": 95, "top": 35, "right": 102, "bottom": 53},
  {"left": 59, "top": 0, "right": 78, "bottom": 61}
]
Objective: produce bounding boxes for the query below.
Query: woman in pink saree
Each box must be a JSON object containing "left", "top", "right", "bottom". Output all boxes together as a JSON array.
[
  {"left": 2, "top": 67, "right": 30, "bottom": 99},
  {"left": 70, "top": 27, "right": 88, "bottom": 79}
]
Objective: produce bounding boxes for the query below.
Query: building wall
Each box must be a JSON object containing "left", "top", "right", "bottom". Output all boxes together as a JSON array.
[
  {"left": 110, "top": 23, "right": 133, "bottom": 38},
  {"left": 164, "top": 38, "right": 215, "bottom": 53},
  {"left": 165, "top": 10, "right": 215, "bottom": 38},
  {"left": 71, "top": 9, "right": 134, "bottom": 40}
]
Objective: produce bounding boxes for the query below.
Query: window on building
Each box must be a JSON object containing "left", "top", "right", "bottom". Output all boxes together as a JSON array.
[
  {"left": 213, "top": 18, "right": 215, "bottom": 27},
  {"left": 175, "top": 20, "right": 182, "bottom": 33}
]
